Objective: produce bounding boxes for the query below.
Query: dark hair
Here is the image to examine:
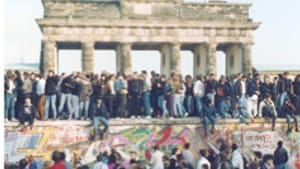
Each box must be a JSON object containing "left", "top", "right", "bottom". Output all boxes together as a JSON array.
[
  {"left": 171, "top": 148, "right": 178, "bottom": 155},
  {"left": 60, "top": 152, "right": 66, "bottom": 160},
  {"left": 77, "top": 165, "right": 89, "bottom": 169},
  {"left": 18, "top": 159, "right": 28, "bottom": 169},
  {"left": 254, "top": 151, "right": 262, "bottom": 159},
  {"left": 278, "top": 141, "right": 283, "bottom": 147},
  {"left": 232, "top": 143, "right": 238, "bottom": 151},
  {"left": 51, "top": 150, "right": 62, "bottom": 162},
  {"left": 184, "top": 143, "right": 190, "bottom": 149},
  {"left": 153, "top": 145, "right": 159, "bottom": 150},
  {"left": 199, "top": 149, "right": 207, "bottom": 157},
  {"left": 96, "top": 153, "right": 103, "bottom": 162},
  {"left": 202, "top": 164, "right": 209, "bottom": 169}
]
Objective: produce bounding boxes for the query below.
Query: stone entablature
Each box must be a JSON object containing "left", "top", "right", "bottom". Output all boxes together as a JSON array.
[{"left": 43, "top": 0, "right": 251, "bottom": 22}]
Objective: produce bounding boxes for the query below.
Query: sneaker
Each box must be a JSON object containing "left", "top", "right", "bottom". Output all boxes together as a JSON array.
[
  {"left": 131, "top": 115, "right": 136, "bottom": 119},
  {"left": 145, "top": 116, "right": 151, "bottom": 119},
  {"left": 169, "top": 117, "right": 174, "bottom": 120},
  {"left": 184, "top": 113, "right": 189, "bottom": 117},
  {"left": 5, "top": 118, "right": 8, "bottom": 122},
  {"left": 11, "top": 118, "right": 18, "bottom": 122}
]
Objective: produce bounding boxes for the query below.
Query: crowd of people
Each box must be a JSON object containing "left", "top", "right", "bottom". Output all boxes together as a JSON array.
[
  {"left": 4, "top": 70, "right": 300, "bottom": 134},
  {"left": 5, "top": 141, "right": 294, "bottom": 169}
]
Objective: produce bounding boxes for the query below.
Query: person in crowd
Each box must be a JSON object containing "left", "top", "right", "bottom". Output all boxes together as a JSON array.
[
  {"left": 50, "top": 151, "right": 67, "bottom": 169},
  {"left": 282, "top": 98, "right": 299, "bottom": 133},
  {"left": 149, "top": 145, "right": 164, "bottom": 169},
  {"left": 58, "top": 74, "right": 73, "bottom": 119},
  {"left": 169, "top": 147, "right": 179, "bottom": 168},
  {"left": 31, "top": 73, "right": 39, "bottom": 112},
  {"left": 43, "top": 160, "right": 53, "bottom": 169},
  {"left": 27, "top": 155, "right": 38, "bottom": 169},
  {"left": 215, "top": 76, "right": 227, "bottom": 112},
  {"left": 19, "top": 98, "right": 36, "bottom": 129},
  {"left": 45, "top": 70, "right": 59, "bottom": 120},
  {"left": 91, "top": 97, "right": 109, "bottom": 140},
  {"left": 247, "top": 77, "right": 260, "bottom": 118},
  {"left": 231, "top": 143, "right": 244, "bottom": 169},
  {"left": 260, "top": 154, "right": 274, "bottom": 169},
  {"left": 128, "top": 72, "right": 143, "bottom": 118},
  {"left": 61, "top": 152, "right": 72, "bottom": 169},
  {"left": 154, "top": 75, "right": 168, "bottom": 118},
  {"left": 165, "top": 77, "right": 175, "bottom": 118},
  {"left": 219, "top": 96, "right": 232, "bottom": 119},
  {"left": 79, "top": 76, "right": 93, "bottom": 120},
  {"left": 293, "top": 74, "right": 300, "bottom": 115},
  {"left": 93, "top": 153, "right": 108, "bottom": 169},
  {"left": 273, "top": 141, "right": 288, "bottom": 169},
  {"left": 205, "top": 73, "right": 217, "bottom": 105},
  {"left": 234, "top": 75, "right": 248, "bottom": 111},
  {"left": 141, "top": 71, "right": 152, "bottom": 119},
  {"left": 173, "top": 74, "right": 185, "bottom": 117},
  {"left": 129, "top": 150, "right": 140, "bottom": 167},
  {"left": 194, "top": 75, "right": 205, "bottom": 117},
  {"left": 185, "top": 75, "right": 194, "bottom": 116},
  {"left": 105, "top": 74, "right": 116, "bottom": 118},
  {"left": 18, "top": 158, "right": 28, "bottom": 169},
  {"left": 70, "top": 75, "right": 83, "bottom": 120},
  {"left": 231, "top": 101, "right": 253, "bottom": 124},
  {"left": 202, "top": 99, "right": 217, "bottom": 136},
  {"left": 15, "top": 70, "right": 24, "bottom": 119},
  {"left": 22, "top": 72, "right": 33, "bottom": 101},
  {"left": 114, "top": 72, "right": 128, "bottom": 118},
  {"left": 71, "top": 151, "right": 84, "bottom": 169},
  {"left": 182, "top": 143, "right": 196, "bottom": 168},
  {"left": 5, "top": 71, "right": 17, "bottom": 122},
  {"left": 196, "top": 149, "right": 210, "bottom": 169},
  {"left": 36, "top": 74, "right": 46, "bottom": 120},
  {"left": 258, "top": 94, "right": 277, "bottom": 130},
  {"left": 278, "top": 72, "right": 292, "bottom": 110}
]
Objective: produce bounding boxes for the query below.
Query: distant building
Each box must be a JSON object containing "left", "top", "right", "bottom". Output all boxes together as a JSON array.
[
  {"left": 4, "top": 63, "right": 40, "bottom": 73},
  {"left": 255, "top": 64, "right": 300, "bottom": 79}
]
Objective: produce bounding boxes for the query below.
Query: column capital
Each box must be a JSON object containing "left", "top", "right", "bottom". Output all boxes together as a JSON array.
[{"left": 81, "top": 41, "right": 95, "bottom": 48}]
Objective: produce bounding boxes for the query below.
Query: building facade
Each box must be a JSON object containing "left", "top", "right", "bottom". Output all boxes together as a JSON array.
[{"left": 37, "top": 0, "right": 260, "bottom": 76}]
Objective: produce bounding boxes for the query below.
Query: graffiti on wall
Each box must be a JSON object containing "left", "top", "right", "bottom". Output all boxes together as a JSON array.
[{"left": 5, "top": 122, "right": 300, "bottom": 168}]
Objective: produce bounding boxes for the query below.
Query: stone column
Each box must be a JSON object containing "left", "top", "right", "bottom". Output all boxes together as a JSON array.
[
  {"left": 170, "top": 43, "right": 181, "bottom": 74},
  {"left": 160, "top": 44, "right": 171, "bottom": 76},
  {"left": 226, "top": 44, "right": 243, "bottom": 75},
  {"left": 242, "top": 43, "right": 253, "bottom": 74},
  {"left": 42, "top": 40, "right": 57, "bottom": 77},
  {"left": 81, "top": 41, "right": 94, "bottom": 73},
  {"left": 208, "top": 43, "right": 217, "bottom": 75},
  {"left": 116, "top": 43, "right": 132, "bottom": 75},
  {"left": 193, "top": 44, "right": 208, "bottom": 76}
]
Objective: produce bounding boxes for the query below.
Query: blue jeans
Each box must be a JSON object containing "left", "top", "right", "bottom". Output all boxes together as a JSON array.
[
  {"left": 5, "top": 93, "right": 16, "bottom": 119},
  {"left": 93, "top": 116, "right": 109, "bottom": 140},
  {"left": 203, "top": 115, "right": 216, "bottom": 134},
  {"left": 158, "top": 95, "right": 167, "bottom": 117},
  {"left": 174, "top": 94, "right": 184, "bottom": 117},
  {"left": 80, "top": 100, "right": 90, "bottom": 118},
  {"left": 45, "top": 95, "right": 57, "bottom": 119},
  {"left": 143, "top": 91, "right": 151, "bottom": 116},
  {"left": 71, "top": 95, "right": 80, "bottom": 119},
  {"left": 194, "top": 96, "right": 203, "bottom": 117},
  {"left": 286, "top": 114, "right": 298, "bottom": 131},
  {"left": 58, "top": 93, "right": 72, "bottom": 117},
  {"left": 279, "top": 92, "right": 288, "bottom": 109},
  {"left": 185, "top": 96, "right": 193, "bottom": 114}
]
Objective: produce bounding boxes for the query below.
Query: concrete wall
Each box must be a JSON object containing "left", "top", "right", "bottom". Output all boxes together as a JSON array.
[{"left": 5, "top": 119, "right": 300, "bottom": 168}]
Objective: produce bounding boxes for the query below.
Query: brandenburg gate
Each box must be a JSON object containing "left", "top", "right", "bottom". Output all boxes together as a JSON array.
[{"left": 37, "top": 0, "right": 260, "bottom": 76}]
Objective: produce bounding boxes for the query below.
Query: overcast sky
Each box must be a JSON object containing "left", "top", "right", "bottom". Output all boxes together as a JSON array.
[{"left": 4, "top": 0, "right": 300, "bottom": 76}]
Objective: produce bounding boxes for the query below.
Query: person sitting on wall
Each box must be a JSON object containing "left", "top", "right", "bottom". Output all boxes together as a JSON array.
[
  {"left": 91, "top": 97, "right": 109, "bottom": 140},
  {"left": 18, "top": 97, "right": 37, "bottom": 129},
  {"left": 202, "top": 99, "right": 217, "bottom": 136},
  {"left": 258, "top": 93, "right": 277, "bottom": 131},
  {"left": 282, "top": 98, "right": 299, "bottom": 133},
  {"left": 231, "top": 101, "right": 253, "bottom": 125},
  {"left": 218, "top": 96, "right": 233, "bottom": 119}
]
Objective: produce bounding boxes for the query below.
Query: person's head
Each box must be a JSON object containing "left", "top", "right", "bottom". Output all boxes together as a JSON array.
[
  {"left": 209, "top": 73, "right": 215, "bottom": 80},
  {"left": 184, "top": 143, "right": 190, "bottom": 150},
  {"left": 130, "top": 151, "right": 137, "bottom": 159},
  {"left": 254, "top": 151, "right": 262, "bottom": 160},
  {"left": 96, "top": 97, "right": 103, "bottom": 105},
  {"left": 263, "top": 154, "right": 274, "bottom": 166},
  {"left": 132, "top": 72, "right": 138, "bottom": 79},
  {"left": 225, "top": 96, "right": 231, "bottom": 104},
  {"left": 171, "top": 147, "right": 179, "bottom": 155},
  {"left": 160, "top": 75, "right": 166, "bottom": 82},
  {"left": 75, "top": 76, "right": 81, "bottom": 82},
  {"left": 42, "top": 161, "right": 52, "bottom": 169},
  {"left": 231, "top": 143, "right": 238, "bottom": 152},
  {"left": 48, "top": 70, "right": 55, "bottom": 77},
  {"left": 27, "top": 155, "right": 34, "bottom": 162},
  {"left": 60, "top": 152, "right": 66, "bottom": 160},
  {"left": 199, "top": 149, "right": 207, "bottom": 158},
  {"left": 51, "top": 150, "right": 62, "bottom": 163},
  {"left": 7, "top": 71, "right": 16, "bottom": 80},
  {"left": 24, "top": 97, "right": 32, "bottom": 106},
  {"left": 241, "top": 75, "right": 247, "bottom": 81},
  {"left": 18, "top": 159, "right": 28, "bottom": 169},
  {"left": 202, "top": 164, "right": 209, "bottom": 169},
  {"left": 153, "top": 145, "right": 159, "bottom": 151},
  {"left": 265, "top": 93, "right": 272, "bottom": 101},
  {"left": 264, "top": 75, "right": 270, "bottom": 83},
  {"left": 283, "top": 72, "right": 289, "bottom": 78},
  {"left": 277, "top": 141, "right": 283, "bottom": 147}
]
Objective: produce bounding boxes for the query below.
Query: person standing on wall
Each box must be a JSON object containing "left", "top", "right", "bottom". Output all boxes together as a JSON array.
[{"left": 91, "top": 97, "right": 109, "bottom": 140}]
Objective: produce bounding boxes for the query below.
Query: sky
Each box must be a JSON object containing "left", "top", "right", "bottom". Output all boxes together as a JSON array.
[{"left": 4, "top": 0, "right": 300, "bottom": 76}]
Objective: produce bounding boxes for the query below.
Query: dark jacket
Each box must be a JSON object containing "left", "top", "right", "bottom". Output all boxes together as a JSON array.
[
  {"left": 293, "top": 81, "right": 300, "bottom": 96},
  {"left": 129, "top": 79, "right": 143, "bottom": 95},
  {"left": 260, "top": 82, "right": 272, "bottom": 99},
  {"left": 60, "top": 76, "right": 73, "bottom": 94},
  {"left": 234, "top": 80, "right": 246, "bottom": 98},
  {"left": 282, "top": 104, "right": 296, "bottom": 116},
  {"left": 273, "top": 146, "right": 289, "bottom": 165},
  {"left": 45, "top": 76, "right": 59, "bottom": 95},
  {"left": 91, "top": 103, "right": 109, "bottom": 119},
  {"left": 20, "top": 105, "right": 36, "bottom": 119},
  {"left": 278, "top": 78, "right": 292, "bottom": 94},
  {"left": 71, "top": 81, "right": 83, "bottom": 96},
  {"left": 206, "top": 79, "right": 217, "bottom": 93}
]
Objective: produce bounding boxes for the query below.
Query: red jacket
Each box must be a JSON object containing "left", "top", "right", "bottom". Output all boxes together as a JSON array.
[{"left": 50, "top": 160, "right": 67, "bottom": 169}]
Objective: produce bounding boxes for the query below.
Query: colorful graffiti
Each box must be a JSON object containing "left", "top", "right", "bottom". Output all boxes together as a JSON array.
[{"left": 5, "top": 121, "right": 300, "bottom": 168}]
